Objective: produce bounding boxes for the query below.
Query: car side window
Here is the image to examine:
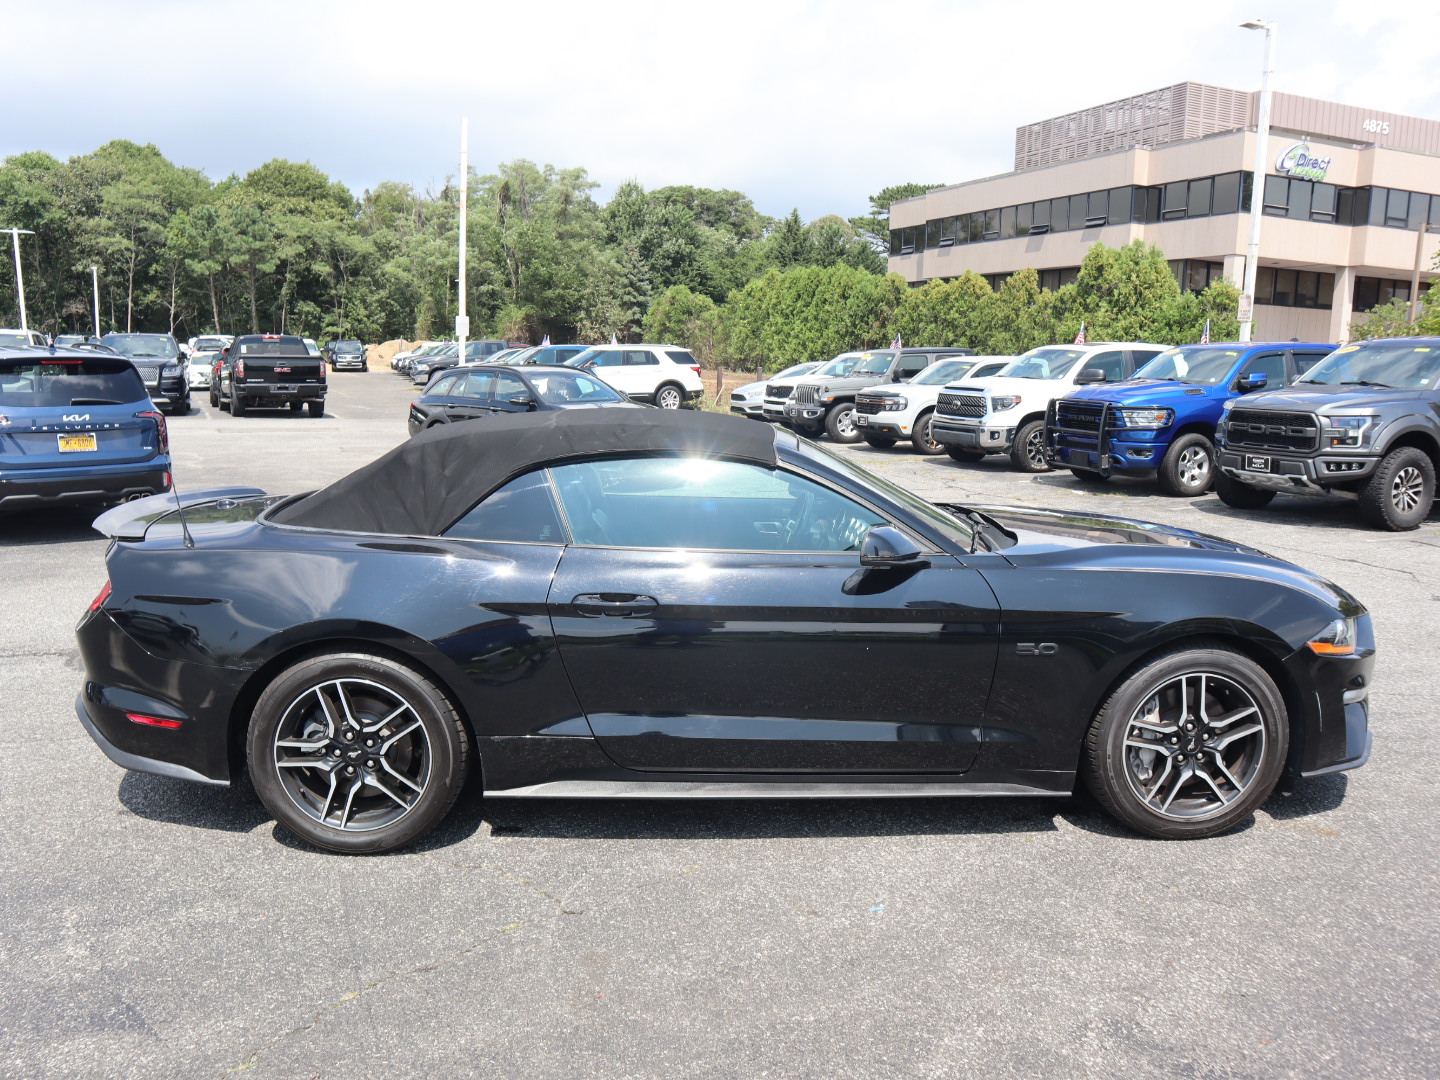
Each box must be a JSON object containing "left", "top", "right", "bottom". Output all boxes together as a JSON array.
[
  {"left": 897, "top": 356, "right": 930, "bottom": 379},
  {"left": 1128, "top": 349, "right": 1162, "bottom": 367},
  {"left": 458, "top": 371, "right": 495, "bottom": 401},
  {"left": 590, "top": 351, "right": 623, "bottom": 368},
  {"left": 445, "top": 471, "right": 565, "bottom": 544},
  {"left": 548, "top": 457, "right": 888, "bottom": 553},
  {"left": 1087, "top": 351, "right": 1126, "bottom": 381},
  {"left": 427, "top": 374, "right": 459, "bottom": 397},
  {"left": 972, "top": 363, "right": 1007, "bottom": 378},
  {"left": 623, "top": 349, "right": 658, "bottom": 366},
  {"left": 531, "top": 348, "right": 554, "bottom": 365},
  {"left": 1240, "top": 352, "right": 1287, "bottom": 386},
  {"left": 666, "top": 350, "right": 696, "bottom": 366},
  {"left": 492, "top": 372, "right": 528, "bottom": 407},
  {"left": 1289, "top": 351, "right": 1329, "bottom": 378}
]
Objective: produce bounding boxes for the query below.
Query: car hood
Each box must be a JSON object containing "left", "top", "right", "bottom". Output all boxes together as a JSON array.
[
  {"left": 794, "top": 373, "right": 894, "bottom": 391},
  {"left": 859, "top": 381, "right": 943, "bottom": 399},
  {"left": 734, "top": 380, "right": 766, "bottom": 395},
  {"left": 1064, "top": 380, "right": 1221, "bottom": 406},
  {"left": 943, "top": 375, "right": 1060, "bottom": 397},
  {"left": 1232, "top": 384, "right": 1431, "bottom": 412},
  {"left": 960, "top": 503, "right": 1363, "bottom": 612}
]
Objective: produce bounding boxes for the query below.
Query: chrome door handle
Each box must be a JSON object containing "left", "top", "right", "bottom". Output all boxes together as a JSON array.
[{"left": 572, "top": 593, "right": 658, "bottom": 617}]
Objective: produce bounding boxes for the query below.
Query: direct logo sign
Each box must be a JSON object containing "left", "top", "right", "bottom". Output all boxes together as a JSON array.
[{"left": 1276, "top": 141, "right": 1332, "bottom": 183}]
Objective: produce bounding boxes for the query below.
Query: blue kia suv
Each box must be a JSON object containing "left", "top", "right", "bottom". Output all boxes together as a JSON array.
[{"left": 0, "top": 346, "right": 172, "bottom": 511}]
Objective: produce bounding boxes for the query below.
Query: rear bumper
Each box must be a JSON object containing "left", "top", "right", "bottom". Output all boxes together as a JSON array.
[
  {"left": 0, "top": 464, "right": 169, "bottom": 510},
  {"left": 236, "top": 383, "right": 326, "bottom": 407}
]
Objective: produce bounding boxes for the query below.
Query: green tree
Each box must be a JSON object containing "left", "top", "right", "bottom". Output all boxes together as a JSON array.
[{"left": 850, "top": 182, "right": 945, "bottom": 251}]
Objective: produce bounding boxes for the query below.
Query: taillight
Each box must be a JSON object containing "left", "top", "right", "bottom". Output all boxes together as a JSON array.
[
  {"left": 690, "top": 366, "right": 702, "bottom": 376},
  {"left": 126, "top": 712, "right": 182, "bottom": 729},
  {"left": 89, "top": 580, "right": 112, "bottom": 612},
  {"left": 235, "top": 358, "right": 246, "bottom": 379},
  {"left": 136, "top": 410, "right": 168, "bottom": 453}
]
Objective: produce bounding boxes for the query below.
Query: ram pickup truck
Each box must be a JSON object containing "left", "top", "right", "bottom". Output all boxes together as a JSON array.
[
  {"left": 930, "top": 342, "right": 1168, "bottom": 471},
  {"left": 784, "top": 346, "right": 974, "bottom": 442},
  {"left": 1215, "top": 336, "right": 1440, "bottom": 530},
  {"left": 212, "top": 334, "right": 327, "bottom": 417},
  {"left": 1048, "top": 341, "right": 1332, "bottom": 496}
]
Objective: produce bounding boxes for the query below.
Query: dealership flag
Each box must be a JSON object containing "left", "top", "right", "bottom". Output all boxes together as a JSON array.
[
  {"left": 609, "top": 332, "right": 618, "bottom": 345},
  {"left": 541, "top": 334, "right": 551, "bottom": 347},
  {"left": 1074, "top": 322, "right": 1085, "bottom": 345},
  {"left": 1201, "top": 319, "right": 1210, "bottom": 345},
  {"left": 890, "top": 334, "right": 902, "bottom": 349}
]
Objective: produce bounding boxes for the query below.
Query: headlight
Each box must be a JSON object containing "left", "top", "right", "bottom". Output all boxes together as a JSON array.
[
  {"left": 1320, "top": 414, "right": 1378, "bottom": 449},
  {"left": 162, "top": 363, "right": 182, "bottom": 375},
  {"left": 1114, "top": 407, "right": 1174, "bottom": 429},
  {"left": 885, "top": 396, "right": 908, "bottom": 411},
  {"left": 991, "top": 395, "right": 1022, "bottom": 411},
  {"left": 1307, "top": 617, "right": 1357, "bottom": 656}
]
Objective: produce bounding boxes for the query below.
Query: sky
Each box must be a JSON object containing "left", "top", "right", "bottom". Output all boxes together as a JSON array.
[{"left": 7, "top": 0, "right": 1440, "bottom": 222}]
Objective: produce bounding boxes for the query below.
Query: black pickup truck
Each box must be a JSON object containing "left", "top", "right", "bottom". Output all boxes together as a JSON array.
[
  {"left": 212, "top": 334, "right": 327, "bottom": 417},
  {"left": 1214, "top": 336, "right": 1440, "bottom": 530}
]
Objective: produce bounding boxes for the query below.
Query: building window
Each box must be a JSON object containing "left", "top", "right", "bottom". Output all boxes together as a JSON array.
[
  {"left": 1000, "top": 205, "right": 1017, "bottom": 239},
  {"left": 1263, "top": 176, "right": 1290, "bottom": 216},
  {"left": 1188, "top": 178, "right": 1213, "bottom": 218},
  {"left": 1038, "top": 267, "right": 1080, "bottom": 291},
  {"left": 1108, "top": 187, "right": 1134, "bottom": 224},
  {"left": 1213, "top": 172, "right": 1242, "bottom": 215},
  {"left": 1169, "top": 260, "right": 1225, "bottom": 294},
  {"left": 1162, "top": 181, "right": 1188, "bottom": 220},
  {"left": 1311, "top": 183, "right": 1337, "bottom": 223},
  {"left": 1255, "top": 266, "right": 1335, "bottom": 309},
  {"left": 1354, "top": 276, "right": 1413, "bottom": 310}
]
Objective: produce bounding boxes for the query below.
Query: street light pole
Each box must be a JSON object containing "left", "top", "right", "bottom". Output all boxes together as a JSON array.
[
  {"left": 457, "top": 118, "right": 469, "bottom": 358},
  {"left": 91, "top": 266, "right": 101, "bottom": 338},
  {"left": 2, "top": 227, "right": 35, "bottom": 331},
  {"left": 1238, "top": 19, "right": 1277, "bottom": 344}
]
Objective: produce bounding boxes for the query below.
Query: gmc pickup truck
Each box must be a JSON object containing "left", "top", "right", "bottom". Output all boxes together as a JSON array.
[
  {"left": 212, "top": 334, "right": 327, "bottom": 417},
  {"left": 1215, "top": 336, "right": 1440, "bottom": 530}
]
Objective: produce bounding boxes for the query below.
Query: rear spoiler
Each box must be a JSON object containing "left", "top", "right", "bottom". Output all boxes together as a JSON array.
[{"left": 92, "top": 487, "right": 268, "bottom": 540}]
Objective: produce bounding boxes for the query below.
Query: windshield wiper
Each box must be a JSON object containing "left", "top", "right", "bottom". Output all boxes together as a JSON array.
[
  {"left": 69, "top": 398, "right": 121, "bottom": 405},
  {"left": 1338, "top": 380, "right": 1394, "bottom": 388}
]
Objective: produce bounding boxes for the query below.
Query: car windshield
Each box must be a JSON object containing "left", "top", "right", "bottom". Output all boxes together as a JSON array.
[
  {"left": 0, "top": 357, "right": 146, "bottom": 407},
  {"left": 795, "top": 439, "right": 979, "bottom": 552},
  {"left": 1134, "top": 347, "right": 1244, "bottom": 385},
  {"left": 849, "top": 351, "right": 896, "bottom": 377},
  {"left": 812, "top": 353, "right": 864, "bottom": 377},
  {"left": 912, "top": 359, "right": 976, "bottom": 386},
  {"left": 104, "top": 334, "right": 179, "bottom": 360},
  {"left": 196, "top": 337, "right": 227, "bottom": 350},
  {"left": 0, "top": 332, "right": 35, "bottom": 347},
  {"left": 563, "top": 347, "right": 602, "bottom": 367},
  {"left": 1004, "top": 348, "right": 1086, "bottom": 380},
  {"left": 333, "top": 341, "right": 361, "bottom": 352},
  {"left": 1295, "top": 342, "right": 1440, "bottom": 389},
  {"left": 774, "top": 362, "right": 817, "bottom": 379},
  {"left": 529, "top": 371, "right": 625, "bottom": 404}
]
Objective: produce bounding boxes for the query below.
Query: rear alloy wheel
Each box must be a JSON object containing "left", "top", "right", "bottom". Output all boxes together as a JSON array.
[
  {"left": 1010, "top": 419, "right": 1050, "bottom": 472},
  {"left": 1358, "top": 446, "right": 1434, "bottom": 531},
  {"left": 1212, "top": 471, "right": 1275, "bottom": 510},
  {"left": 1158, "top": 433, "right": 1215, "bottom": 497},
  {"left": 247, "top": 653, "right": 469, "bottom": 854},
  {"left": 308, "top": 400, "right": 325, "bottom": 418},
  {"left": 863, "top": 433, "right": 897, "bottom": 449},
  {"left": 1084, "top": 645, "right": 1288, "bottom": 839},
  {"left": 911, "top": 410, "right": 945, "bottom": 455},
  {"left": 824, "top": 403, "right": 862, "bottom": 443},
  {"left": 946, "top": 446, "right": 985, "bottom": 463},
  {"left": 653, "top": 383, "right": 684, "bottom": 410}
]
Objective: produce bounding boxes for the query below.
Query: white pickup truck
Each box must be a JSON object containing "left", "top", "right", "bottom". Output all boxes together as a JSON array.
[
  {"left": 852, "top": 356, "right": 1014, "bottom": 454},
  {"left": 930, "top": 342, "right": 1168, "bottom": 471}
]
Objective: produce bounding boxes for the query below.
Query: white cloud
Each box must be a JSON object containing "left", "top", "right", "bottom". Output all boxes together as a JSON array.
[{"left": 7, "top": 0, "right": 1440, "bottom": 220}]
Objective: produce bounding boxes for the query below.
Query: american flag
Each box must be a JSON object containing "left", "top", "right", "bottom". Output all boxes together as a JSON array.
[
  {"left": 609, "top": 332, "right": 618, "bottom": 345},
  {"left": 890, "top": 334, "right": 902, "bottom": 349},
  {"left": 1074, "top": 322, "right": 1085, "bottom": 345},
  {"left": 1200, "top": 319, "right": 1210, "bottom": 345},
  {"left": 541, "top": 334, "right": 551, "bottom": 347}
]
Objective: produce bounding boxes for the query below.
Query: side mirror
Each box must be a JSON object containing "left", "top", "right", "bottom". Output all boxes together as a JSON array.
[
  {"left": 1075, "top": 367, "right": 1108, "bottom": 384},
  {"left": 581, "top": 359, "right": 596, "bottom": 369},
  {"left": 1239, "top": 372, "right": 1268, "bottom": 391},
  {"left": 859, "top": 526, "right": 929, "bottom": 568},
  {"left": 508, "top": 393, "right": 537, "bottom": 410}
]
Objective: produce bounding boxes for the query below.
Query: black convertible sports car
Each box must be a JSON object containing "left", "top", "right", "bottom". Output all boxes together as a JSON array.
[{"left": 76, "top": 410, "right": 1373, "bottom": 853}]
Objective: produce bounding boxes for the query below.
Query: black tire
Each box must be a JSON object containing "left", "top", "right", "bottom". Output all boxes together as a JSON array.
[
  {"left": 230, "top": 393, "right": 246, "bottom": 417},
  {"left": 246, "top": 651, "right": 470, "bottom": 854},
  {"left": 824, "top": 402, "right": 862, "bottom": 443},
  {"left": 946, "top": 446, "right": 985, "bottom": 463},
  {"left": 1157, "top": 433, "right": 1215, "bottom": 497},
  {"left": 208, "top": 385, "right": 218, "bottom": 408},
  {"left": 1213, "top": 471, "right": 1275, "bottom": 510},
  {"left": 653, "top": 383, "right": 684, "bottom": 410},
  {"left": 289, "top": 401, "right": 304, "bottom": 412},
  {"left": 308, "top": 400, "right": 325, "bottom": 418},
  {"left": 1357, "top": 446, "right": 1435, "bottom": 531},
  {"left": 361, "top": 363, "right": 368, "bottom": 372},
  {"left": 1083, "top": 643, "right": 1288, "bottom": 840},
  {"left": 1070, "top": 469, "right": 1108, "bottom": 484},
  {"left": 1010, "top": 418, "right": 1050, "bottom": 472},
  {"left": 910, "top": 410, "right": 945, "bottom": 455},
  {"left": 862, "top": 433, "right": 897, "bottom": 449}
]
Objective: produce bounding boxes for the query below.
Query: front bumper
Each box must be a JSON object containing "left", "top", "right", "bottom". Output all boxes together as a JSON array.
[
  {"left": 0, "top": 463, "right": 169, "bottom": 510},
  {"left": 932, "top": 417, "right": 1012, "bottom": 452},
  {"left": 332, "top": 356, "right": 365, "bottom": 370},
  {"left": 142, "top": 377, "right": 190, "bottom": 411},
  {"left": 1284, "top": 621, "right": 1376, "bottom": 777},
  {"left": 1217, "top": 448, "right": 1379, "bottom": 496},
  {"left": 784, "top": 402, "right": 827, "bottom": 424},
  {"left": 730, "top": 397, "right": 766, "bottom": 418},
  {"left": 853, "top": 413, "right": 913, "bottom": 436},
  {"left": 1052, "top": 435, "right": 1164, "bottom": 476},
  {"left": 187, "top": 369, "right": 212, "bottom": 388}
]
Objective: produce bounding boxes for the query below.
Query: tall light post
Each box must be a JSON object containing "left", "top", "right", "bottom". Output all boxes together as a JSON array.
[
  {"left": 2, "top": 227, "right": 35, "bottom": 330},
  {"left": 456, "top": 118, "right": 469, "bottom": 357},
  {"left": 90, "top": 266, "right": 101, "bottom": 338},
  {"left": 1238, "top": 19, "right": 1277, "bottom": 344}
]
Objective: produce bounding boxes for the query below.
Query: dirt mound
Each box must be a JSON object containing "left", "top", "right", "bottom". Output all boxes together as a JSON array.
[{"left": 368, "top": 339, "right": 421, "bottom": 366}]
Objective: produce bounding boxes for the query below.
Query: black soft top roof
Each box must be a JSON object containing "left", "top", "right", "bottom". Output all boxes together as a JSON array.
[{"left": 269, "top": 408, "right": 779, "bottom": 537}]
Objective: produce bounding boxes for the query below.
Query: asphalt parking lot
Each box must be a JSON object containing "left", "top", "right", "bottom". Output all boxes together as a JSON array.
[{"left": 3, "top": 370, "right": 1436, "bottom": 1080}]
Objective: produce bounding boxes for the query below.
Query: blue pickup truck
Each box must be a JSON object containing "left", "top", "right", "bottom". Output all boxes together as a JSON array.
[
  {"left": 0, "top": 346, "right": 172, "bottom": 511},
  {"left": 1046, "top": 341, "right": 1334, "bottom": 496}
]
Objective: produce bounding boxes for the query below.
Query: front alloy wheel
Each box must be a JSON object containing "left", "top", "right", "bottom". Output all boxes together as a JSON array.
[
  {"left": 1158, "top": 433, "right": 1214, "bottom": 497},
  {"left": 1010, "top": 419, "right": 1050, "bottom": 472},
  {"left": 1084, "top": 645, "right": 1287, "bottom": 839},
  {"left": 248, "top": 653, "right": 469, "bottom": 853}
]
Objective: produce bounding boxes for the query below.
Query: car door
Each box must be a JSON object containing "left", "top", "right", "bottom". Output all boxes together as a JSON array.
[
  {"left": 545, "top": 455, "right": 998, "bottom": 774},
  {"left": 490, "top": 371, "right": 534, "bottom": 414},
  {"left": 583, "top": 349, "right": 631, "bottom": 396},
  {"left": 443, "top": 371, "right": 495, "bottom": 421},
  {"left": 1083, "top": 350, "right": 1128, "bottom": 382},
  {"left": 1237, "top": 350, "right": 1288, "bottom": 393}
]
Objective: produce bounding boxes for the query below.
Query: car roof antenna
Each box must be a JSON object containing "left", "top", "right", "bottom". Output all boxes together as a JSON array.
[{"left": 168, "top": 469, "right": 196, "bottom": 549}]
